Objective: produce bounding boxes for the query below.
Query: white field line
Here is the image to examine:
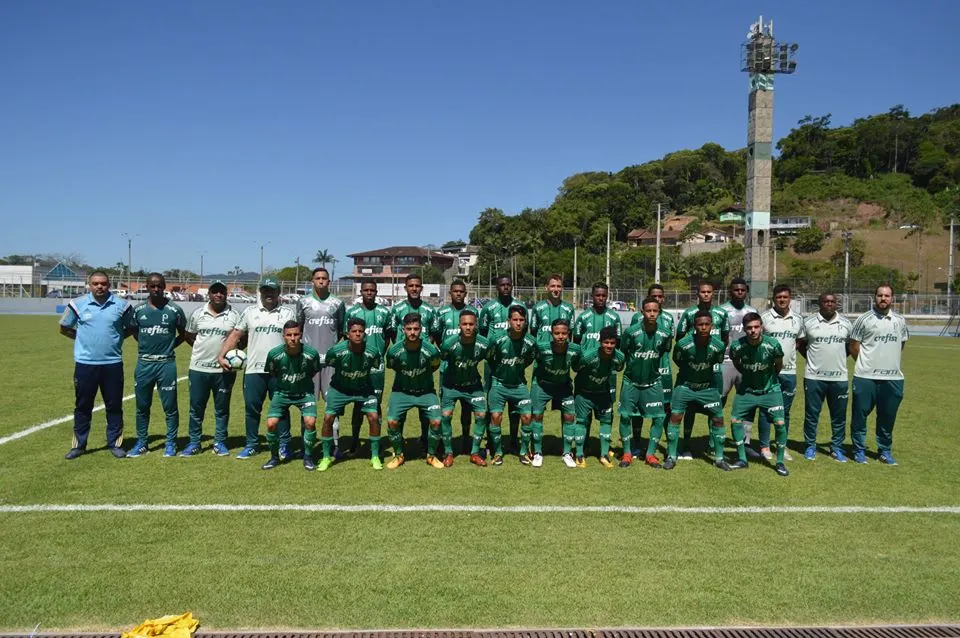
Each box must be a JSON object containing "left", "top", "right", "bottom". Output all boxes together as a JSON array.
[
  {"left": 0, "top": 375, "right": 189, "bottom": 447},
  {"left": 0, "top": 504, "right": 958, "bottom": 515}
]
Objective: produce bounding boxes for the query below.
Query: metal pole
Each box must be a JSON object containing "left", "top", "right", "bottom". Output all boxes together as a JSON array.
[
  {"left": 573, "top": 240, "right": 579, "bottom": 308},
  {"left": 200, "top": 253, "right": 204, "bottom": 288},
  {"left": 949, "top": 215, "right": 955, "bottom": 307},
  {"left": 532, "top": 252, "right": 537, "bottom": 301},
  {"left": 605, "top": 223, "right": 611, "bottom": 289},
  {"left": 655, "top": 203, "right": 662, "bottom": 283},
  {"left": 127, "top": 237, "right": 132, "bottom": 293},
  {"left": 843, "top": 231, "right": 851, "bottom": 313},
  {"left": 260, "top": 244, "right": 264, "bottom": 278}
]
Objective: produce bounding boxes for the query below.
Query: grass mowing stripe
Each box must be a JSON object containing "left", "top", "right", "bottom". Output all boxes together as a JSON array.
[
  {"left": 1, "top": 503, "right": 959, "bottom": 514},
  {"left": 0, "top": 375, "right": 188, "bottom": 446}
]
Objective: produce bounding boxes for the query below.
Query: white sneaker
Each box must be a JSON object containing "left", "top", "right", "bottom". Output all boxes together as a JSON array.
[
  {"left": 562, "top": 453, "right": 577, "bottom": 468},
  {"left": 532, "top": 453, "right": 543, "bottom": 468},
  {"left": 677, "top": 450, "right": 693, "bottom": 461},
  {"left": 783, "top": 450, "right": 794, "bottom": 462},
  {"left": 760, "top": 447, "right": 774, "bottom": 461}
]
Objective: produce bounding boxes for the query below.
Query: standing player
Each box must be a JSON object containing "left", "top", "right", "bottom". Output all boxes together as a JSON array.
[
  {"left": 849, "top": 285, "right": 908, "bottom": 465},
  {"left": 384, "top": 314, "right": 442, "bottom": 469},
  {"left": 719, "top": 278, "right": 758, "bottom": 445},
  {"left": 797, "top": 293, "right": 852, "bottom": 462},
  {"left": 432, "top": 280, "right": 472, "bottom": 454},
  {"left": 319, "top": 317, "right": 384, "bottom": 471},
  {"left": 758, "top": 284, "right": 804, "bottom": 461},
  {"left": 628, "top": 284, "right": 675, "bottom": 457},
  {"left": 668, "top": 311, "right": 730, "bottom": 471},
  {"left": 479, "top": 275, "right": 522, "bottom": 452},
  {"left": 531, "top": 319, "right": 581, "bottom": 468},
  {"left": 730, "top": 313, "right": 788, "bottom": 476},
  {"left": 572, "top": 326, "right": 625, "bottom": 467},
  {"left": 439, "top": 308, "right": 491, "bottom": 467},
  {"left": 674, "top": 282, "right": 729, "bottom": 459},
  {"left": 529, "top": 274, "right": 576, "bottom": 346},
  {"left": 297, "top": 267, "right": 345, "bottom": 458},
  {"left": 218, "top": 278, "right": 297, "bottom": 459},
  {"left": 260, "top": 322, "right": 322, "bottom": 470},
  {"left": 126, "top": 273, "right": 187, "bottom": 458},
  {"left": 183, "top": 280, "right": 240, "bottom": 456},
  {"left": 619, "top": 297, "right": 672, "bottom": 468},
  {"left": 343, "top": 280, "right": 392, "bottom": 456},
  {"left": 487, "top": 305, "right": 538, "bottom": 465}
]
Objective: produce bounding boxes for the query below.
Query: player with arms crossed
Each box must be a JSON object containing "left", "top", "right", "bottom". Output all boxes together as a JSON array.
[
  {"left": 479, "top": 275, "right": 522, "bottom": 452},
  {"left": 432, "top": 280, "right": 473, "bottom": 455},
  {"left": 730, "top": 312, "right": 788, "bottom": 476},
  {"left": 384, "top": 314, "right": 442, "bottom": 469},
  {"left": 486, "top": 305, "right": 538, "bottom": 466},
  {"left": 627, "top": 284, "right": 675, "bottom": 457},
  {"left": 260, "top": 322, "right": 322, "bottom": 471},
  {"left": 438, "top": 307, "right": 490, "bottom": 467},
  {"left": 531, "top": 319, "right": 581, "bottom": 468},
  {"left": 572, "top": 326, "right": 625, "bottom": 468}
]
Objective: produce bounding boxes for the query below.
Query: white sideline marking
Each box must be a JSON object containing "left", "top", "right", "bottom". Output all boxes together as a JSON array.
[
  {"left": 0, "top": 504, "right": 958, "bottom": 515},
  {"left": 0, "top": 375, "right": 189, "bottom": 447}
]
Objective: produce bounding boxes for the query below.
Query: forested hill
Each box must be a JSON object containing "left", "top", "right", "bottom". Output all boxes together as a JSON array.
[{"left": 463, "top": 104, "right": 960, "bottom": 292}]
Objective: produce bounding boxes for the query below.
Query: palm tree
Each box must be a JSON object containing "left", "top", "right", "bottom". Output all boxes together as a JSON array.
[{"left": 314, "top": 249, "right": 333, "bottom": 268}]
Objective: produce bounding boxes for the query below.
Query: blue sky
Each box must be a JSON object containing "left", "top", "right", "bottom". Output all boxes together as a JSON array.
[{"left": 2, "top": 0, "right": 957, "bottom": 275}]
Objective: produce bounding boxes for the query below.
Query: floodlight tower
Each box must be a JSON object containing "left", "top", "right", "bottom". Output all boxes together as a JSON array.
[{"left": 741, "top": 17, "right": 797, "bottom": 307}]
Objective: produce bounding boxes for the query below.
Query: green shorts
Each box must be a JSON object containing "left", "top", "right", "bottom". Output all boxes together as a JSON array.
[
  {"left": 324, "top": 385, "right": 379, "bottom": 416},
  {"left": 575, "top": 391, "right": 614, "bottom": 426},
  {"left": 387, "top": 391, "right": 441, "bottom": 424},
  {"left": 732, "top": 388, "right": 785, "bottom": 424},
  {"left": 440, "top": 384, "right": 487, "bottom": 415},
  {"left": 618, "top": 379, "right": 666, "bottom": 419},
  {"left": 267, "top": 391, "right": 318, "bottom": 419},
  {"left": 671, "top": 385, "right": 723, "bottom": 419},
  {"left": 530, "top": 380, "right": 575, "bottom": 417},
  {"left": 488, "top": 381, "right": 532, "bottom": 416}
]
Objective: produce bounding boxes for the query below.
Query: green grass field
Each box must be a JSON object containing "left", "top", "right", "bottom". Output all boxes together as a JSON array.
[{"left": 1, "top": 315, "right": 958, "bottom": 631}]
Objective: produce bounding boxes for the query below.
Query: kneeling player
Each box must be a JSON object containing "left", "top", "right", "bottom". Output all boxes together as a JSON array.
[
  {"left": 319, "top": 317, "right": 384, "bottom": 471},
  {"left": 438, "top": 308, "right": 491, "bottom": 467},
  {"left": 385, "top": 314, "right": 442, "bottom": 469},
  {"left": 487, "top": 305, "right": 538, "bottom": 465},
  {"left": 261, "top": 321, "right": 322, "bottom": 470},
  {"left": 730, "top": 313, "right": 789, "bottom": 476},
  {"left": 669, "top": 311, "right": 730, "bottom": 471},
  {"left": 572, "top": 326, "right": 625, "bottom": 468},
  {"left": 531, "top": 319, "right": 581, "bottom": 468}
]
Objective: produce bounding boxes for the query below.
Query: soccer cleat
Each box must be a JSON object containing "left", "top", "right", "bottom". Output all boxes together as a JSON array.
[
  {"left": 303, "top": 455, "right": 316, "bottom": 471},
  {"left": 235, "top": 446, "right": 259, "bottom": 459},
  {"left": 644, "top": 454, "right": 661, "bottom": 469},
  {"left": 386, "top": 455, "right": 405, "bottom": 470},
  {"left": 599, "top": 456, "right": 614, "bottom": 469},
  {"left": 127, "top": 440, "right": 148, "bottom": 458},
  {"left": 782, "top": 448, "right": 795, "bottom": 462},
  {"left": 180, "top": 443, "right": 202, "bottom": 457},
  {"left": 278, "top": 443, "right": 290, "bottom": 462},
  {"left": 163, "top": 443, "right": 178, "bottom": 457},
  {"left": 532, "top": 453, "right": 543, "bottom": 468},
  {"left": 677, "top": 446, "right": 693, "bottom": 461},
  {"left": 370, "top": 456, "right": 383, "bottom": 470},
  {"left": 878, "top": 450, "right": 898, "bottom": 466},
  {"left": 562, "top": 453, "right": 577, "bottom": 468},
  {"left": 714, "top": 458, "right": 733, "bottom": 472},
  {"left": 443, "top": 454, "right": 454, "bottom": 467},
  {"left": 261, "top": 456, "right": 280, "bottom": 470},
  {"left": 492, "top": 454, "right": 504, "bottom": 466},
  {"left": 333, "top": 445, "right": 345, "bottom": 461},
  {"left": 759, "top": 447, "right": 774, "bottom": 461},
  {"left": 729, "top": 460, "right": 749, "bottom": 470},
  {"left": 65, "top": 447, "right": 85, "bottom": 460},
  {"left": 212, "top": 442, "right": 230, "bottom": 456},
  {"left": 109, "top": 446, "right": 126, "bottom": 459},
  {"left": 775, "top": 462, "right": 790, "bottom": 477},
  {"left": 630, "top": 448, "right": 643, "bottom": 458},
  {"left": 426, "top": 455, "right": 445, "bottom": 469},
  {"left": 607, "top": 450, "right": 616, "bottom": 460},
  {"left": 575, "top": 456, "right": 587, "bottom": 468},
  {"left": 662, "top": 457, "right": 677, "bottom": 470},
  {"left": 519, "top": 453, "right": 532, "bottom": 466},
  {"left": 830, "top": 448, "right": 848, "bottom": 463},
  {"left": 804, "top": 445, "right": 816, "bottom": 461},
  {"left": 619, "top": 452, "right": 634, "bottom": 468},
  {"left": 853, "top": 449, "right": 868, "bottom": 464},
  {"left": 470, "top": 453, "right": 487, "bottom": 467},
  {"left": 317, "top": 457, "right": 334, "bottom": 472}
]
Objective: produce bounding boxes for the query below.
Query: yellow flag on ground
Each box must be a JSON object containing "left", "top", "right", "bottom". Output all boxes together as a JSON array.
[{"left": 121, "top": 612, "right": 199, "bottom": 638}]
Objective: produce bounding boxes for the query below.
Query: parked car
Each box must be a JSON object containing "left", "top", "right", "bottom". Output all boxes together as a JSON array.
[
  {"left": 46, "top": 290, "right": 63, "bottom": 298},
  {"left": 227, "top": 294, "right": 255, "bottom": 304},
  {"left": 110, "top": 289, "right": 128, "bottom": 299},
  {"left": 129, "top": 289, "right": 149, "bottom": 301}
]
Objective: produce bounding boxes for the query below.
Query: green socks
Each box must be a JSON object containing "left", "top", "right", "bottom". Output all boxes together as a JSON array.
[
  {"left": 574, "top": 423, "right": 587, "bottom": 457},
  {"left": 562, "top": 421, "right": 575, "bottom": 455},
  {"left": 599, "top": 422, "right": 612, "bottom": 458},
  {"left": 470, "top": 417, "right": 487, "bottom": 454},
  {"left": 666, "top": 422, "right": 680, "bottom": 458},
  {"left": 369, "top": 435, "right": 381, "bottom": 460},
  {"left": 388, "top": 428, "right": 404, "bottom": 456},
  {"left": 440, "top": 415, "right": 454, "bottom": 456},
  {"left": 775, "top": 423, "right": 787, "bottom": 463},
  {"left": 488, "top": 424, "right": 503, "bottom": 456},
  {"left": 646, "top": 417, "right": 665, "bottom": 456},
  {"left": 303, "top": 428, "right": 317, "bottom": 458},
  {"left": 427, "top": 426, "right": 441, "bottom": 456},
  {"left": 619, "top": 420, "right": 633, "bottom": 455},
  {"left": 519, "top": 423, "right": 532, "bottom": 456},
  {"left": 266, "top": 429, "right": 279, "bottom": 456},
  {"left": 709, "top": 425, "right": 726, "bottom": 461},
  {"left": 321, "top": 435, "right": 334, "bottom": 459},
  {"left": 631, "top": 417, "right": 643, "bottom": 451},
  {"left": 731, "top": 422, "right": 747, "bottom": 463}
]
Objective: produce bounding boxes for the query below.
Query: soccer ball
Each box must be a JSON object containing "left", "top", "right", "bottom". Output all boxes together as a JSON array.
[{"left": 224, "top": 349, "right": 247, "bottom": 370}]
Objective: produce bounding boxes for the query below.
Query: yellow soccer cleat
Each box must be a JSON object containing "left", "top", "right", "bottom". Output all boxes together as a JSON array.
[
  {"left": 575, "top": 456, "right": 587, "bottom": 468},
  {"left": 426, "top": 455, "right": 445, "bottom": 469},
  {"left": 599, "top": 456, "right": 614, "bottom": 469},
  {"left": 386, "top": 455, "right": 405, "bottom": 470}
]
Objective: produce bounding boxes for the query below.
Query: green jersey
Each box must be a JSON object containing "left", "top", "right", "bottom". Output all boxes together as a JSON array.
[
  {"left": 186, "top": 303, "right": 240, "bottom": 373},
  {"left": 529, "top": 299, "right": 576, "bottom": 346},
  {"left": 389, "top": 299, "right": 436, "bottom": 343},
  {"left": 323, "top": 340, "right": 380, "bottom": 393},
  {"left": 730, "top": 335, "right": 784, "bottom": 393},
  {"left": 344, "top": 302, "right": 392, "bottom": 357},
  {"left": 621, "top": 321, "right": 672, "bottom": 386},
  {"left": 631, "top": 309, "right": 676, "bottom": 377},
  {"left": 386, "top": 340, "right": 441, "bottom": 393},
  {"left": 573, "top": 306, "right": 622, "bottom": 355},
  {"left": 675, "top": 305, "right": 730, "bottom": 343},
  {"left": 488, "top": 332, "right": 537, "bottom": 387},
  {"left": 574, "top": 349, "right": 625, "bottom": 394},
  {"left": 673, "top": 335, "right": 726, "bottom": 389},
  {"left": 129, "top": 301, "right": 187, "bottom": 362},
  {"left": 439, "top": 335, "right": 490, "bottom": 388},
  {"left": 432, "top": 303, "right": 470, "bottom": 344},
  {"left": 479, "top": 296, "right": 518, "bottom": 342},
  {"left": 533, "top": 342, "right": 581, "bottom": 386},
  {"left": 235, "top": 303, "right": 298, "bottom": 374},
  {"left": 850, "top": 308, "right": 908, "bottom": 380},
  {"left": 264, "top": 343, "right": 322, "bottom": 395}
]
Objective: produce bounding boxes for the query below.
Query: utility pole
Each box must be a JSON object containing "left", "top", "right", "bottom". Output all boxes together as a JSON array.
[
  {"left": 295, "top": 256, "right": 300, "bottom": 294},
  {"left": 605, "top": 222, "right": 611, "bottom": 289},
  {"left": 573, "top": 240, "right": 579, "bottom": 308},
  {"left": 121, "top": 232, "right": 138, "bottom": 293},
  {"left": 654, "top": 203, "right": 662, "bottom": 283},
  {"left": 949, "top": 214, "right": 955, "bottom": 307},
  {"left": 842, "top": 230, "right": 853, "bottom": 313}
]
